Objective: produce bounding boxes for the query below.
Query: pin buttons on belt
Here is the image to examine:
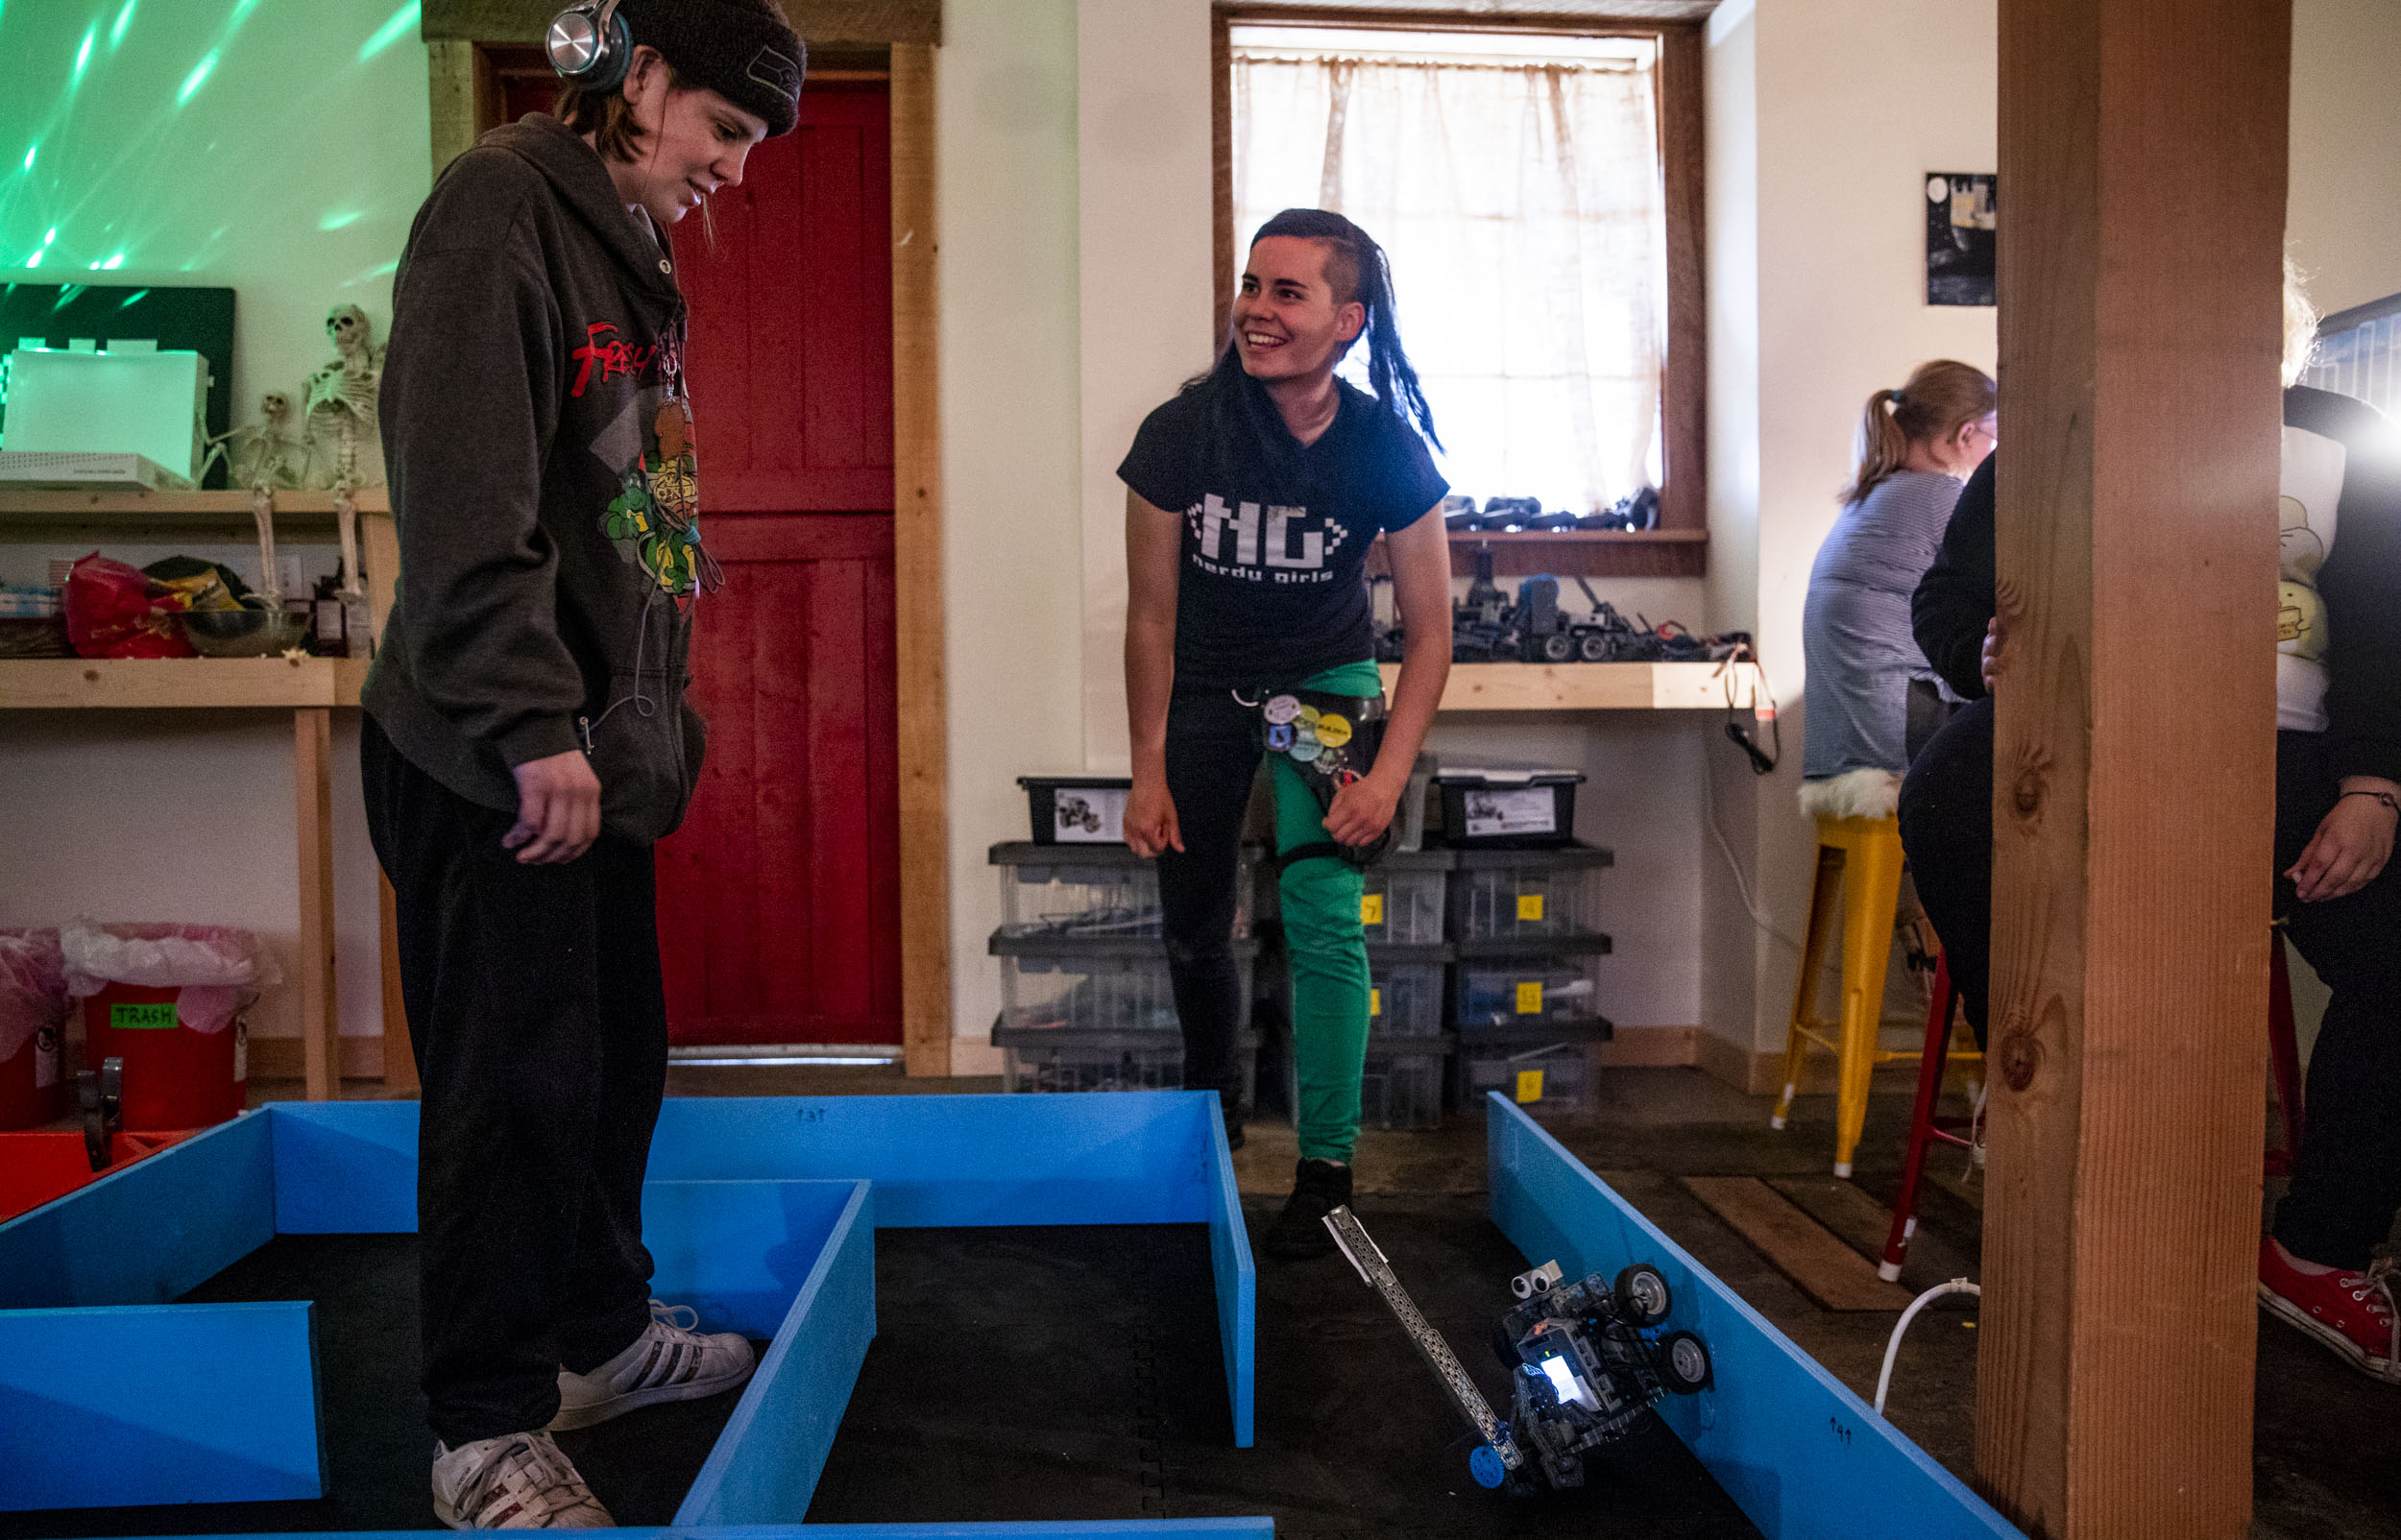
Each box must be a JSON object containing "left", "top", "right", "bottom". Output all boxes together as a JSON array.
[
  {"left": 1263, "top": 694, "right": 1300, "bottom": 725},
  {"left": 1316, "top": 712, "right": 1352, "bottom": 748},
  {"left": 1297, "top": 704, "right": 1322, "bottom": 727},
  {"left": 1266, "top": 722, "right": 1296, "bottom": 752},
  {"left": 1290, "top": 738, "right": 1322, "bottom": 763}
]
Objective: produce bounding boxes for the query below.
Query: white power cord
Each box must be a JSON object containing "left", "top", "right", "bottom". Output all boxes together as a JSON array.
[
  {"left": 1705, "top": 790, "right": 1806, "bottom": 956},
  {"left": 1873, "top": 1278, "right": 1980, "bottom": 1415}
]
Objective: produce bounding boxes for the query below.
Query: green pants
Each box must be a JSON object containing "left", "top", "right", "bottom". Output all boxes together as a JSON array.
[{"left": 1275, "top": 660, "right": 1383, "bottom": 1163}]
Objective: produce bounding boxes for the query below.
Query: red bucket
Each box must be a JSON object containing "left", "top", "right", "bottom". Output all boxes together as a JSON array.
[{"left": 84, "top": 982, "right": 247, "bottom": 1130}]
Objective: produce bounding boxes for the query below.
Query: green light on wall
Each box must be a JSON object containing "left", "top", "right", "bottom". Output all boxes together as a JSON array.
[
  {"left": 20, "top": 145, "right": 34, "bottom": 173},
  {"left": 110, "top": 0, "right": 135, "bottom": 48},
  {"left": 359, "top": 3, "right": 420, "bottom": 62},
  {"left": 24, "top": 252, "right": 40, "bottom": 269},
  {"left": 177, "top": 51, "right": 217, "bottom": 107},
  {"left": 319, "top": 209, "right": 364, "bottom": 231},
  {"left": 100, "top": 253, "right": 124, "bottom": 270},
  {"left": 72, "top": 27, "right": 96, "bottom": 86}
]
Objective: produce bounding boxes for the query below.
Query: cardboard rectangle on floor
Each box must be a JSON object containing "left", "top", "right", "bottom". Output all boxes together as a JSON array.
[{"left": 1682, "top": 1176, "right": 1914, "bottom": 1311}]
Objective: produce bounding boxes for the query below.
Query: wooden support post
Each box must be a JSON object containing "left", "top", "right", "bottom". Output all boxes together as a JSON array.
[
  {"left": 890, "top": 41, "right": 953, "bottom": 1076},
  {"left": 293, "top": 708, "right": 341, "bottom": 1102},
  {"left": 1980, "top": 0, "right": 2290, "bottom": 1532}
]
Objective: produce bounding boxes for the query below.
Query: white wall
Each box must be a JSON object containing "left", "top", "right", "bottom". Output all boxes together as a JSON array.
[
  {"left": 0, "top": 2, "right": 428, "bottom": 1048},
  {"left": 936, "top": 0, "right": 1089, "bottom": 1067},
  {"left": 2289, "top": 0, "right": 2401, "bottom": 315}
]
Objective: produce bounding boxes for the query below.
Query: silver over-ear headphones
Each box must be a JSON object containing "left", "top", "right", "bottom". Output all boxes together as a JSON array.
[{"left": 546, "top": 0, "right": 631, "bottom": 90}]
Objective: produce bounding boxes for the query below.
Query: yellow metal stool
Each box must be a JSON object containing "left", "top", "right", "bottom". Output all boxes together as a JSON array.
[{"left": 1767, "top": 814, "right": 1952, "bottom": 1177}]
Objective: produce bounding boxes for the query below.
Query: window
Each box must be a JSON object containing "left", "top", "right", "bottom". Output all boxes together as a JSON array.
[{"left": 1222, "top": 20, "right": 1695, "bottom": 534}]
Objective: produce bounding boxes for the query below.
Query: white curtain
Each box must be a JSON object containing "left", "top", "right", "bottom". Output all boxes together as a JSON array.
[{"left": 1232, "top": 50, "right": 1666, "bottom": 515}]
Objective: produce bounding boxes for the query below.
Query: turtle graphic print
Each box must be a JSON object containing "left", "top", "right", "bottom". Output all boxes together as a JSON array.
[{"left": 604, "top": 397, "right": 706, "bottom": 594}]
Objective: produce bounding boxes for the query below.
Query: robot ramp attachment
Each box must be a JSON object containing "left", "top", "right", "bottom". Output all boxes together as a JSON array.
[{"left": 1322, "top": 1204, "right": 1523, "bottom": 1475}]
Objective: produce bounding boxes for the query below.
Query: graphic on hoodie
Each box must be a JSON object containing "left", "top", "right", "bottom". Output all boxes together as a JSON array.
[{"left": 603, "top": 396, "right": 704, "bottom": 594}]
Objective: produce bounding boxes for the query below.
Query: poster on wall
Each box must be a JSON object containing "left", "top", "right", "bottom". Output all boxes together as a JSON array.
[{"left": 1926, "top": 174, "right": 1997, "bottom": 306}]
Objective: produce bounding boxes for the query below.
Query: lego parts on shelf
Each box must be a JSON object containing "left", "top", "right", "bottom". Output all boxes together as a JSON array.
[
  {"left": 989, "top": 933, "right": 1260, "bottom": 1036},
  {"left": 1372, "top": 543, "right": 1753, "bottom": 667},
  {"left": 991, "top": 1025, "right": 1261, "bottom": 1109},
  {"left": 1359, "top": 849, "right": 1450, "bottom": 945},
  {"left": 1464, "top": 1042, "right": 1597, "bottom": 1119},
  {"left": 1365, "top": 947, "right": 1449, "bottom": 1040}
]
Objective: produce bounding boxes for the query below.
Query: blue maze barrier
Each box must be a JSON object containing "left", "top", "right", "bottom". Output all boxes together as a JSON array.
[
  {"left": 1485, "top": 1094, "right": 2022, "bottom": 1540},
  {"left": 0, "top": 1301, "right": 323, "bottom": 1510},
  {"left": 0, "top": 1092, "right": 1258, "bottom": 1529},
  {"left": 152, "top": 1526, "right": 1275, "bottom": 1538}
]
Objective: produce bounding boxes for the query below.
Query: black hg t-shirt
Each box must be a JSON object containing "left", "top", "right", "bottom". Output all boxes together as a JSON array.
[{"left": 1117, "top": 378, "right": 1447, "bottom": 689}]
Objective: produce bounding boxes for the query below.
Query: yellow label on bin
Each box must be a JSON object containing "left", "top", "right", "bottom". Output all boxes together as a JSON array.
[
  {"left": 109, "top": 1001, "right": 179, "bottom": 1031},
  {"left": 1361, "top": 893, "right": 1384, "bottom": 926},
  {"left": 1515, "top": 981, "right": 1544, "bottom": 1015},
  {"left": 1370, "top": 987, "right": 1382, "bottom": 1018},
  {"left": 1516, "top": 894, "right": 1545, "bottom": 923},
  {"left": 1516, "top": 1069, "right": 1546, "bottom": 1103}
]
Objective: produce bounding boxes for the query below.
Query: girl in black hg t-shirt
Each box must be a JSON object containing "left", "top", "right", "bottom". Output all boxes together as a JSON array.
[{"left": 1118, "top": 208, "right": 1453, "bottom": 1258}]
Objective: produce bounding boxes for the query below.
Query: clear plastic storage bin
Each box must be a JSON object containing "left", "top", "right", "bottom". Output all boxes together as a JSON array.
[
  {"left": 1359, "top": 851, "right": 1450, "bottom": 945},
  {"left": 1463, "top": 1042, "right": 1592, "bottom": 1119},
  {"left": 1449, "top": 844, "right": 1613, "bottom": 942},
  {"left": 1277, "top": 1039, "right": 1449, "bottom": 1132},
  {"left": 993, "top": 936, "right": 1256, "bottom": 1034},
  {"left": 1366, "top": 950, "right": 1448, "bottom": 1040},
  {"left": 1455, "top": 954, "right": 1606, "bottom": 1031},
  {"left": 991, "top": 842, "right": 1253, "bottom": 940},
  {"left": 996, "top": 1027, "right": 1258, "bottom": 1109}
]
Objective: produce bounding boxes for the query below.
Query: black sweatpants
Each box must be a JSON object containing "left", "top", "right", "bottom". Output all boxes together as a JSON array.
[
  {"left": 362, "top": 716, "right": 667, "bottom": 1446},
  {"left": 1900, "top": 702, "right": 2401, "bottom": 1269},
  {"left": 1154, "top": 687, "right": 1262, "bottom": 1119}
]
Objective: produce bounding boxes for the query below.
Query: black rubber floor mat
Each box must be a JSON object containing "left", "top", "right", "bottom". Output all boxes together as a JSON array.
[
  {"left": 0, "top": 1234, "right": 751, "bottom": 1535},
  {"left": 810, "top": 1204, "right": 1759, "bottom": 1537}
]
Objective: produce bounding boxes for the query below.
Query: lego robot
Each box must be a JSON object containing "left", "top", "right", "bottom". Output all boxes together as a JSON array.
[{"left": 1323, "top": 1205, "right": 1712, "bottom": 1496}]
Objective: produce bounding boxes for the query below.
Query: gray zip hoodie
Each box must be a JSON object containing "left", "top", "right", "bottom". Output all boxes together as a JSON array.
[{"left": 365, "top": 114, "right": 707, "bottom": 843}]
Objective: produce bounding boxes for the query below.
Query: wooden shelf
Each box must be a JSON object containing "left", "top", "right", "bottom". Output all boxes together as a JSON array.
[
  {"left": 1382, "top": 659, "right": 1759, "bottom": 712},
  {"left": 1449, "top": 528, "right": 1707, "bottom": 579},
  {"left": 0, "top": 486, "right": 390, "bottom": 537},
  {"left": 0, "top": 656, "right": 368, "bottom": 710}
]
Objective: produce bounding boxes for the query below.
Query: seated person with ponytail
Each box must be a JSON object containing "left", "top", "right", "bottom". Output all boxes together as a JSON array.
[
  {"left": 1118, "top": 208, "right": 1452, "bottom": 1259},
  {"left": 1798, "top": 360, "right": 1996, "bottom": 821}
]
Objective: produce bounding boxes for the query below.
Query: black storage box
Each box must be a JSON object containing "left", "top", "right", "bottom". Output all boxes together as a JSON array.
[
  {"left": 1432, "top": 769, "right": 1584, "bottom": 848},
  {"left": 1019, "top": 775, "right": 1133, "bottom": 846}
]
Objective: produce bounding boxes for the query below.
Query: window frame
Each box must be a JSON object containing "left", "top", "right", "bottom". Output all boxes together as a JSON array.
[{"left": 1212, "top": 5, "right": 1707, "bottom": 577}]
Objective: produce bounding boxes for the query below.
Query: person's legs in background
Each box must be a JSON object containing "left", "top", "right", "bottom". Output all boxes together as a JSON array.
[
  {"left": 1898, "top": 694, "right": 1995, "bottom": 1048},
  {"left": 1156, "top": 688, "right": 1263, "bottom": 1146},
  {"left": 2261, "top": 731, "right": 2401, "bottom": 1381}
]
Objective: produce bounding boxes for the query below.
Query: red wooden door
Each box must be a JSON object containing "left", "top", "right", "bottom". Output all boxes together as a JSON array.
[
  {"left": 498, "top": 80, "right": 903, "bottom": 1046},
  {"left": 659, "top": 82, "right": 901, "bottom": 1047}
]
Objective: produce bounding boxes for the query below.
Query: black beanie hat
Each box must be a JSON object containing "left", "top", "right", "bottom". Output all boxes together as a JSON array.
[{"left": 616, "top": 0, "right": 807, "bottom": 137}]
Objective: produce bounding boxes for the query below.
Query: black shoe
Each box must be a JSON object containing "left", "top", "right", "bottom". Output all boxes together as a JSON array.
[{"left": 1263, "top": 1158, "right": 1352, "bottom": 1260}]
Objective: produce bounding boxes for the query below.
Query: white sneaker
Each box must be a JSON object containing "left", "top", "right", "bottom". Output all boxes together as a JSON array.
[
  {"left": 547, "top": 1300, "right": 756, "bottom": 1431},
  {"left": 430, "top": 1431, "right": 613, "bottom": 1529}
]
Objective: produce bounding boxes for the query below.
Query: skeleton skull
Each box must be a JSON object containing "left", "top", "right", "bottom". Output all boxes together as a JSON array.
[{"left": 326, "top": 304, "right": 372, "bottom": 360}]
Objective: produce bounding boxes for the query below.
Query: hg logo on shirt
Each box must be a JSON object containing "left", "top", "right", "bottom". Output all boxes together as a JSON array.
[{"left": 1187, "top": 493, "right": 1348, "bottom": 585}]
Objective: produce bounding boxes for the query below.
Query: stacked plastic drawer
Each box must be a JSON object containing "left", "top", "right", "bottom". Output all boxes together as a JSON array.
[
  {"left": 1354, "top": 849, "right": 1453, "bottom": 1130},
  {"left": 988, "top": 842, "right": 1258, "bottom": 1104},
  {"left": 1449, "top": 843, "right": 1614, "bottom": 1119}
]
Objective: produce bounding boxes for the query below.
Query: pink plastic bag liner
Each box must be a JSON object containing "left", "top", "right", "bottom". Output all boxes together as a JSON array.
[
  {"left": 0, "top": 927, "right": 67, "bottom": 1067},
  {"left": 60, "top": 920, "right": 279, "bottom": 1035}
]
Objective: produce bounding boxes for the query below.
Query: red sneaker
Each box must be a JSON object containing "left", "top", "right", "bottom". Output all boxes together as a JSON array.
[{"left": 2258, "top": 1237, "right": 2399, "bottom": 1382}]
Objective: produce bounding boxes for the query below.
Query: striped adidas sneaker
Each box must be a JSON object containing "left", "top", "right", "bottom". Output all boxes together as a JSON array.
[
  {"left": 547, "top": 1300, "right": 756, "bottom": 1431},
  {"left": 430, "top": 1431, "right": 613, "bottom": 1529}
]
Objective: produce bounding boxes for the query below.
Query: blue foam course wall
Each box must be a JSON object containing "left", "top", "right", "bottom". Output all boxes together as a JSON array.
[
  {"left": 1486, "top": 1095, "right": 2023, "bottom": 1539},
  {"left": 0, "top": 1092, "right": 1257, "bottom": 1527},
  {"left": 0, "top": 1301, "right": 323, "bottom": 1510}
]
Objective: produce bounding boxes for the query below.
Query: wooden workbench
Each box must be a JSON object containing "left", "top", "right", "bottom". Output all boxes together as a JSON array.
[
  {"left": 1380, "top": 658, "right": 1762, "bottom": 712},
  {"left": 0, "top": 487, "right": 398, "bottom": 1103}
]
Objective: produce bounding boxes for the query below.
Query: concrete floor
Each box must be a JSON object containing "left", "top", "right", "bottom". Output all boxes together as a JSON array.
[{"left": 240, "top": 1061, "right": 2401, "bottom": 1538}]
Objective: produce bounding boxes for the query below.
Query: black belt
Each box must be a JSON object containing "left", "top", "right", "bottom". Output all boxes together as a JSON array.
[{"left": 1234, "top": 686, "right": 1392, "bottom": 869}]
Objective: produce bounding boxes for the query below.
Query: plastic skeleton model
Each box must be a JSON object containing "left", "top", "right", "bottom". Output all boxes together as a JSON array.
[
  {"left": 1322, "top": 1205, "right": 1711, "bottom": 1496},
  {"left": 201, "top": 392, "right": 304, "bottom": 490},
  {"left": 303, "top": 304, "right": 386, "bottom": 488}
]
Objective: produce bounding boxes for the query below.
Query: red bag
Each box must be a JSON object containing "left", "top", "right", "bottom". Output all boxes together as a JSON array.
[{"left": 63, "top": 553, "right": 193, "bottom": 659}]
